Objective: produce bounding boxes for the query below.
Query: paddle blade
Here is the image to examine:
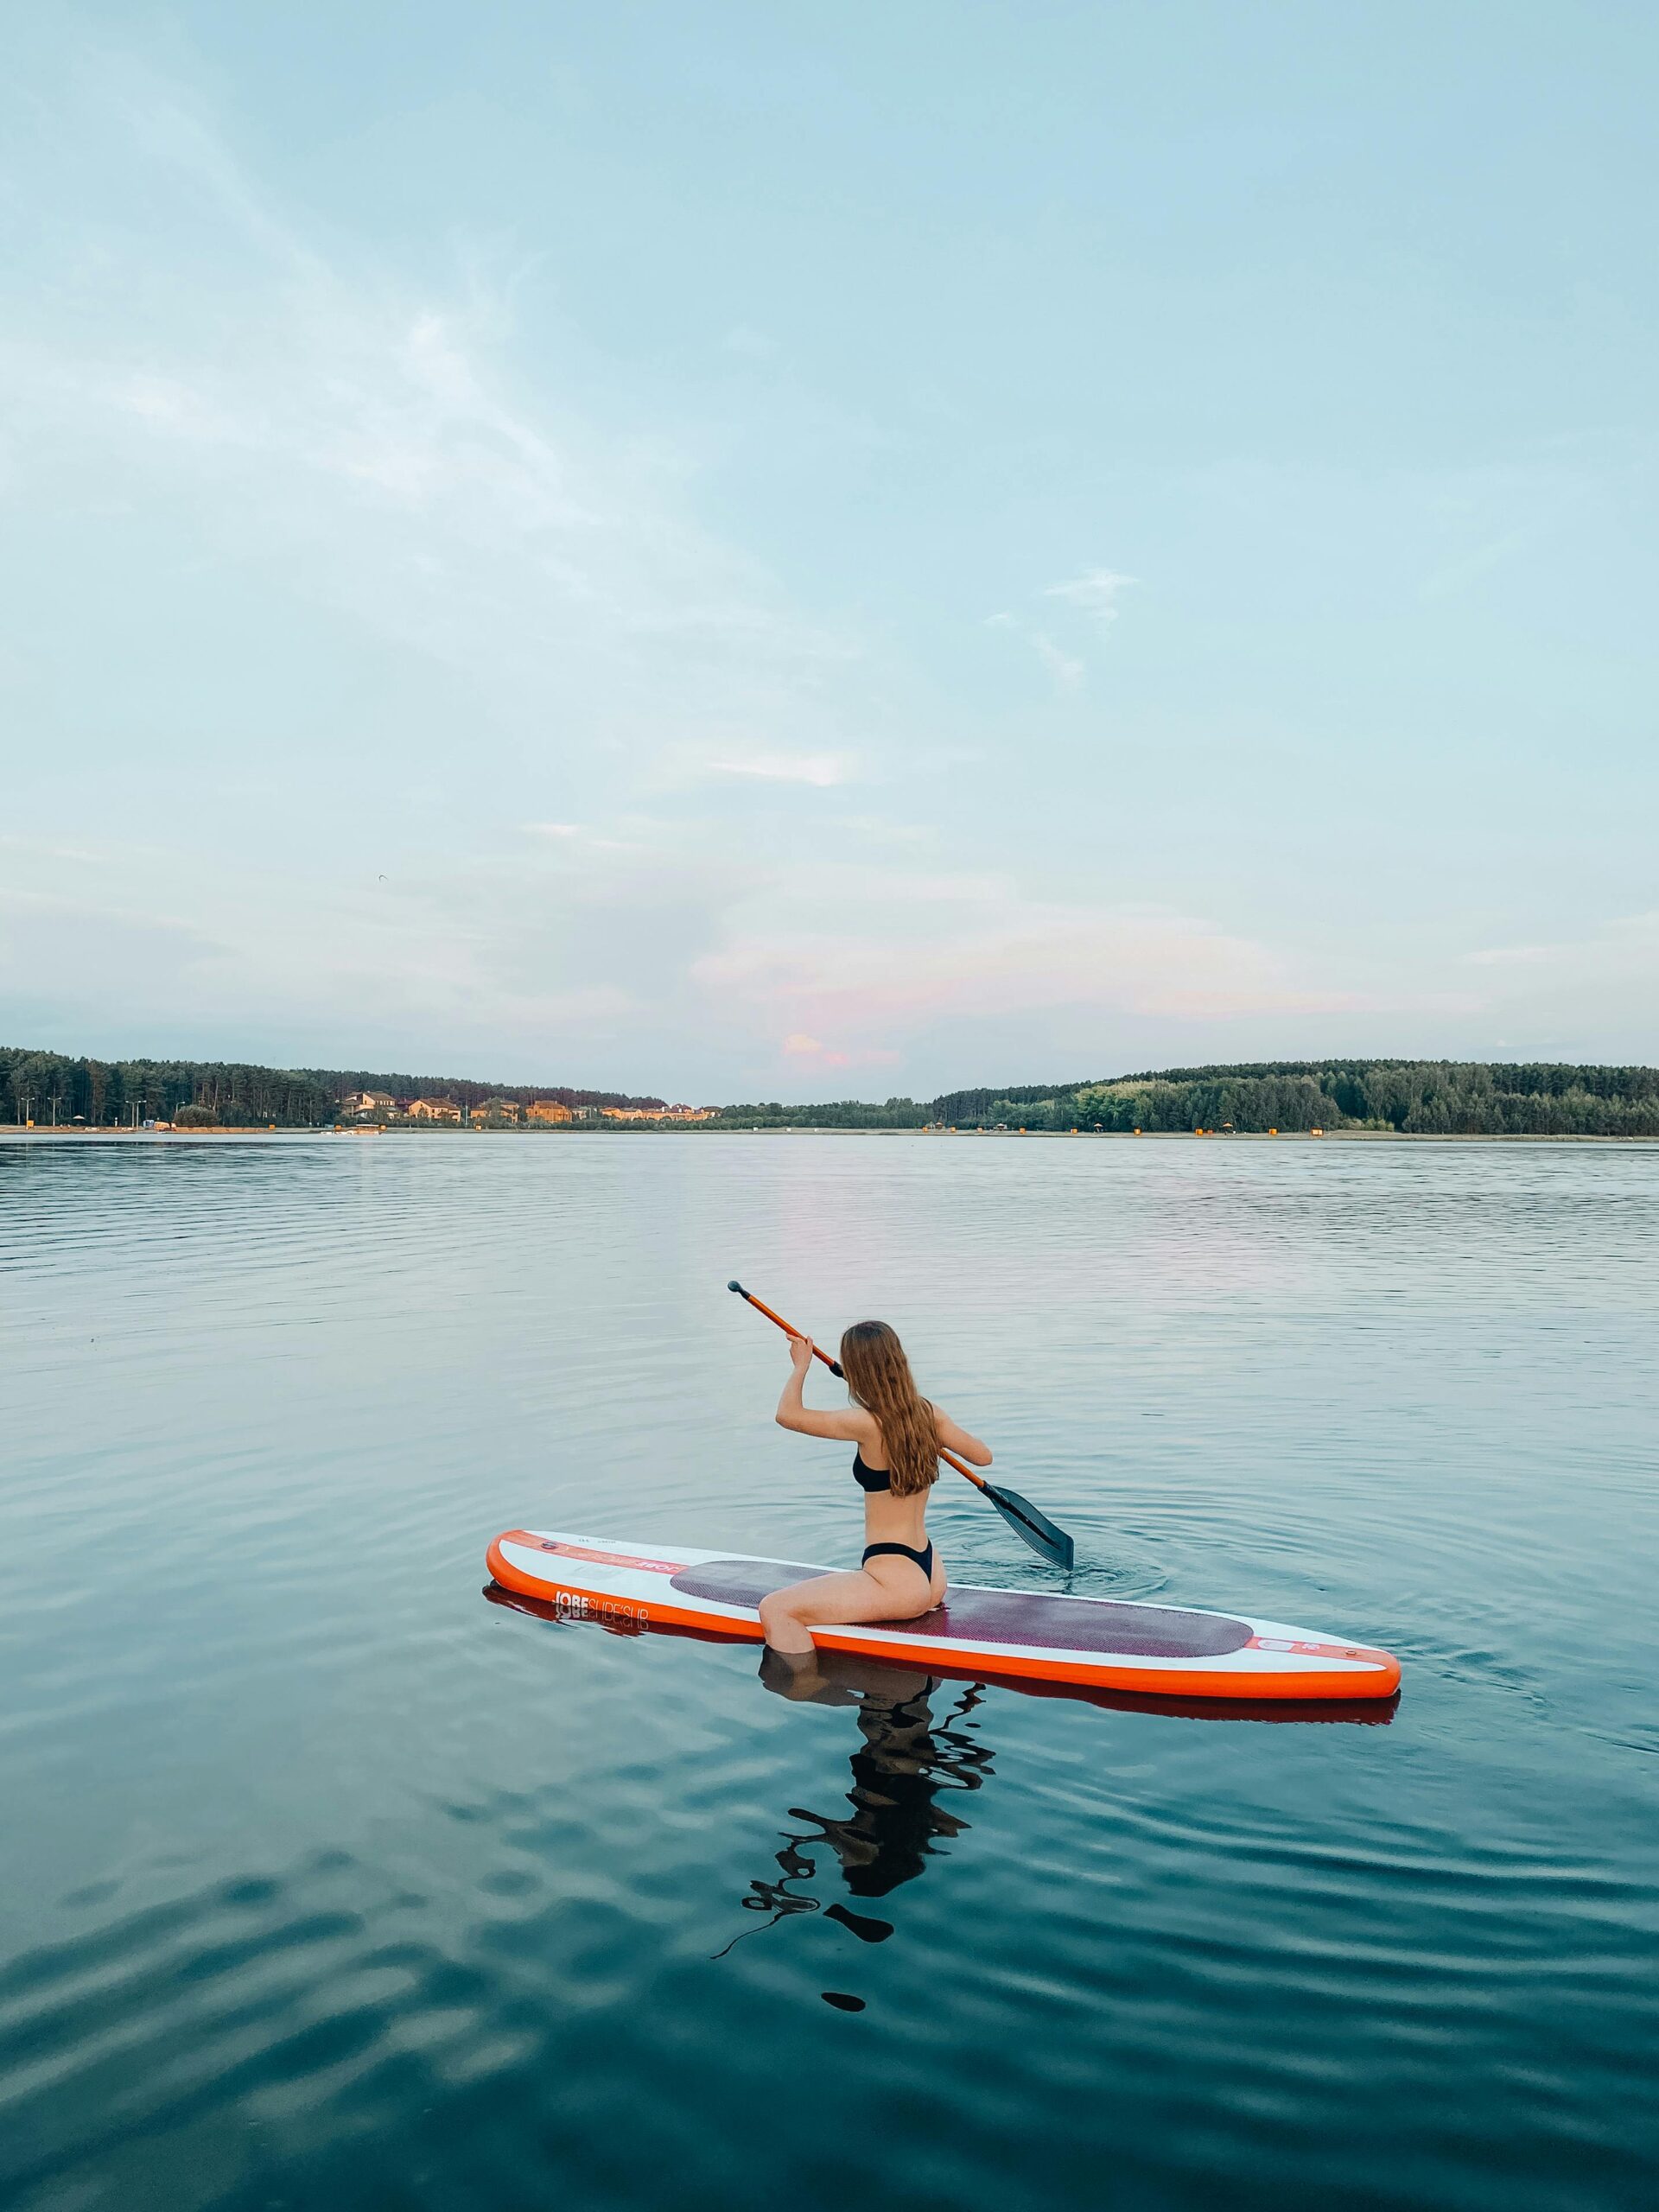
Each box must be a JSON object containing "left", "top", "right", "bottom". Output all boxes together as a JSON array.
[{"left": 984, "top": 1482, "right": 1075, "bottom": 1571}]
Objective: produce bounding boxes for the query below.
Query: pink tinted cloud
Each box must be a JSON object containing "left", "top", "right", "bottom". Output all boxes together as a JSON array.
[
  {"left": 779, "top": 1031, "right": 901, "bottom": 1070},
  {"left": 697, "top": 897, "right": 1366, "bottom": 1043}
]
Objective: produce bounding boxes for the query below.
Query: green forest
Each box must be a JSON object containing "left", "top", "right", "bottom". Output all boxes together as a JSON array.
[
  {"left": 710, "top": 1061, "right": 1659, "bottom": 1136},
  {"left": 0, "top": 1049, "right": 662, "bottom": 1128},
  {"left": 713, "top": 1096, "right": 936, "bottom": 1129}
]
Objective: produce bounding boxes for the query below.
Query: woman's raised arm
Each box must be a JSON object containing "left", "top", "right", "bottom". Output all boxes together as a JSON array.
[{"left": 775, "top": 1333, "right": 871, "bottom": 1441}]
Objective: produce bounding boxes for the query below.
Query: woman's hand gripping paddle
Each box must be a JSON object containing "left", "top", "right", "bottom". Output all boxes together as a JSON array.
[{"left": 727, "top": 1281, "right": 1076, "bottom": 1572}]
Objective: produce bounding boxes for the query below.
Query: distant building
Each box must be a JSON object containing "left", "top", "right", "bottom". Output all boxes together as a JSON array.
[
  {"left": 407, "top": 1097, "right": 462, "bottom": 1122},
  {"left": 473, "top": 1097, "right": 522, "bottom": 1123},
  {"left": 346, "top": 1090, "right": 395, "bottom": 1116},
  {"left": 526, "top": 1100, "right": 574, "bottom": 1124},
  {"left": 603, "top": 1103, "right": 709, "bottom": 1122}
]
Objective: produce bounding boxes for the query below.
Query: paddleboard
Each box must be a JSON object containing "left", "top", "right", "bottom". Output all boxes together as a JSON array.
[{"left": 486, "top": 1529, "right": 1402, "bottom": 1703}]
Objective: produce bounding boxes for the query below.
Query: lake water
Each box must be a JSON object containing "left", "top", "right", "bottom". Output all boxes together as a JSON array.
[{"left": 3, "top": 1133, "right": 1656, "bottom": 2212}]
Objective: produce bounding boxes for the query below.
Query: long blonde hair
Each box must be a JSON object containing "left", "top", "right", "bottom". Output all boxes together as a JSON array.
[{"left": 839, "top": 1320, "right": 939, "bottom": 1497}]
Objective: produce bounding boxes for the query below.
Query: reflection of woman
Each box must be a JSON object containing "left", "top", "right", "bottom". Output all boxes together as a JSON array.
[
  {"left": 723, "top": 1657, "right": 995, "bottom": 1958},
  {"left": 809, "top": 1673, "right": 991, "bottom": 1897},
  {"left": 762, "top": 1320, "right": 992, "bottom": 1655}
]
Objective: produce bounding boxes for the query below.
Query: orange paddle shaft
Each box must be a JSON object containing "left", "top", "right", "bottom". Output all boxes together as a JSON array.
[{"left": 727, "top": 1281, "right": 991, "bottom": 1493}]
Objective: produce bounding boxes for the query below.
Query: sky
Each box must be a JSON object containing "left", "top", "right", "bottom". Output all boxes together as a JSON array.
[{"left": 3, "top": 3, "right": 1656, "bottom": 1101}]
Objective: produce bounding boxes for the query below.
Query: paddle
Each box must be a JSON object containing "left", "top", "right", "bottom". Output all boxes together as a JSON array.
[{"left": 727, "top": 1280, "right": 1076, "bottom": 1571}]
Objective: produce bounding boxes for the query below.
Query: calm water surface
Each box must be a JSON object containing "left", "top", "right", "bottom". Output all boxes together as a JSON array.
[{"left": 3, "top": 1135, "right": 1656, "bottom": 2211}]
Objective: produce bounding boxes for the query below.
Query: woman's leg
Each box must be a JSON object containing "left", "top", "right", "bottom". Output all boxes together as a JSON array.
[{"left": 758, "top": 1563, "right": 937, "bottom": 1654}]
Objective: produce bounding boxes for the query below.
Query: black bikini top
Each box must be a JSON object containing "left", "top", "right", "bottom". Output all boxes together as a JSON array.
[{"left": 852, "top": 1450, "right": 892, "bottom": 1495}]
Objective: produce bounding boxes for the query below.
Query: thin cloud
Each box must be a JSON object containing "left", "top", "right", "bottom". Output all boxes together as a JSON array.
[
  {"left": 1463, "top": 943, "right": 1554, "bottom": 969},
  {"left": 1465, "top": 912, "right": 1659, "bottom": 970},
  {"left": 1029, "top": 633, "right": 1084, "bottom": 693},
  {"left": 988, "top": 580, "right": 1122, "bottom": 692},
  {"left": 1045, "top": 568, "right": 1137, "bottom": 627},
  {"left": 521, "top": 823, "right": 638, "bottom": 852},
  {"left": 986, "top": 611, "right": 1083, "bottom": 695},
  {"left": 708, "top": 753, "right": 848, "bottom": 787}
]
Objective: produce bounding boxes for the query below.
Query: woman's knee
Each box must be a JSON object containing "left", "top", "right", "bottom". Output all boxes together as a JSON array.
[{"left": 758, "top": 1590, "right": 796, "bottom": 1634}]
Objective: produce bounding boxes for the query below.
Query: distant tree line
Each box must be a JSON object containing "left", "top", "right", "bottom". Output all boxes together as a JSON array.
[
  {"left": 0, "top": 1050, "right": 333, "bottom": 1128},
  {"left": 708, "top": 1061, "right": 1659, "bottom": 1137},
  {"left": 709, "top": 1097, "right": 934, "bottom": 1129},
  {"left": 931, "top": 1083, "right": 1094, "bottom": 1122},
  {"left": 9, "top": 1048, "right": 1658, "bottom": 1136},
  {"left": 0, "top": 1047, "right": 664, "bottom": 1128},
  {"left": 1058, "top": 1061, "right": 1659, "bottom": 1136}
]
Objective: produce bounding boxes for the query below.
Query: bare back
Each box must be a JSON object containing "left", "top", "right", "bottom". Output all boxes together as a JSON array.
[{"left": 849, "top": 1401, "right": 983, "bottom": 1555}]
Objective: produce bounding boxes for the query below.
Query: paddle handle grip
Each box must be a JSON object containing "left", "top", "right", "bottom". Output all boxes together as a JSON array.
[
  {"left": 728, "top": 1280, "right": 988, "bottom": 1491},
  {"left": 728, "top": 1281, "right": 843, "bottom": 1375}
]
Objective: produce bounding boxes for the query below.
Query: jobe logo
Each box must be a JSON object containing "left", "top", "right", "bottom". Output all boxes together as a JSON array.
[{"left": 554, "top": 1590, "right": 648, "bottom": 1630}]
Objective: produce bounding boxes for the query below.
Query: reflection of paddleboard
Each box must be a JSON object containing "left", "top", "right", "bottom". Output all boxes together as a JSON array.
[{"left": 486, "top": 1529, "right": 1402, "bottom": 1704}]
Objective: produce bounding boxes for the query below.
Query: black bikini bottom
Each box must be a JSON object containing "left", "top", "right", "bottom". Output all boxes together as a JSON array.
[{"left": 861, "top": 1539, "right": 935, "bottom": 1580}]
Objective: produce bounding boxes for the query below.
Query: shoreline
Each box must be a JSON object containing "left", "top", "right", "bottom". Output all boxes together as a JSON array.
[{"left": 4, "top": 1126, "right": 1657, "bottom": 1147}]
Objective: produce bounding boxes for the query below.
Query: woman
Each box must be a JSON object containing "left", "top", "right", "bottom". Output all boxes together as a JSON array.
[{"left": 760, "top": 1319, "right": 993, "bottom": 1656}]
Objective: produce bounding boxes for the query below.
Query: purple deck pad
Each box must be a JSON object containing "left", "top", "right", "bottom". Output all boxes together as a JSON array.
[{"left": 670, "top": 1560, "right": 1253, "bottom": 1660}]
